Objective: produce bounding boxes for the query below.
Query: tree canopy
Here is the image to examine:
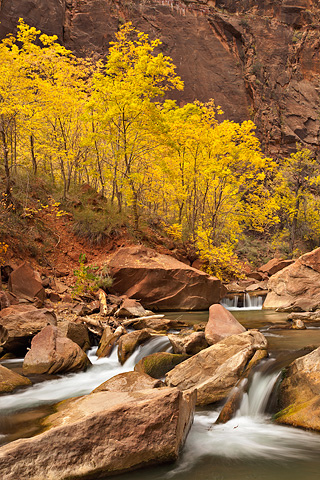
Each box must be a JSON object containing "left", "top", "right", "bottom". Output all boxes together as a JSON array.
[{"left": 1, "top": 20, "right": 319, "bottom": 278}]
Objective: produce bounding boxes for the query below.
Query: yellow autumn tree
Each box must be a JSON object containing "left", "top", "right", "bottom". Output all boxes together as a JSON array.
[
  {"left": 158, "top": 100, "right": 278, "bottom": 278},
  {"left": 87, "top": 22, "right": 183, "bottom": 228}
]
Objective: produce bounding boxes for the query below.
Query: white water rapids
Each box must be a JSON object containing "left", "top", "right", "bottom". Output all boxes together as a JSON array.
[
  {"left": 168, "top": 362, "right": 320, "bottom": 478},
  {"left": 0, "top": 335, "right": 170, "bottom": 414},
  {"left": 2, "top": 331, "right": 320, "bottom": 480}
]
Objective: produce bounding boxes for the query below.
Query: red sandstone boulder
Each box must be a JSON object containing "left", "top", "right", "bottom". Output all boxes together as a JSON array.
[
  {"left": 23, "top": 325, "right": 91, "bottom": 375},
  {"left": 204, "top": 304, "right": 246, "bottom": 345},
  {"left": 168, "top": 331, "right": 209, "bottom": 355},
  {"left": 0, "top": 364, "right": 32, "bottom": 394},
  {"left": 96, "top": 325, "right": 125, "bottom": 358},
  {"left": 258, "top": 258, "right": 294, "bottom": 276},
  {"left": 115, "top": 298, "right": 149, "bottom": 318},
  {"left": 275, "top": 346, "right": 320, "bottom": 430},
  {"left": 57, "top": 321, "right": 91, "bottom": 352},
  {"left": 0, "top": 387, "right": 196, "bottom": 479},
  {"left": 166, "top": 330, "right": 267, "bottom": 405},
  {"left": 0, "top": 307, "right": 57, "bottom": 355},
  {"left": 8, "top": 263, "right": 45, "bottom": 302},
  {"left": 108, "top": 246, "right": 225, "bottom": 311},
  {"left": 264, "top": 248, "right": 320, "bottom": 311},
  {"left": 117, "top": 329, "right": 152, "bottom": 364}
]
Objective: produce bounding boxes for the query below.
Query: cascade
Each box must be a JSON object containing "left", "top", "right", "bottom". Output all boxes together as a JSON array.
[
  {"left": 0, "top": 335, "right": 171, "bottom": 416},
  {"left": 3, "top": 326, "right": 320, "bottom": 480},
  {"left": 221, "top": 293, "right": 264, "bottom": 310}
]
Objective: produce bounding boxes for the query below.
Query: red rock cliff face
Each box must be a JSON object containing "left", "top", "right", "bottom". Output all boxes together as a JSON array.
[{"left": 1, "top": 0, "right": 320, "bottom": 156}]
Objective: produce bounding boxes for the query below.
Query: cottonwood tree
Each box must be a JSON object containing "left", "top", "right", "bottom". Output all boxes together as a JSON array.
[{"left": 87, "top": 22, "right": 183, "bottom": 229}]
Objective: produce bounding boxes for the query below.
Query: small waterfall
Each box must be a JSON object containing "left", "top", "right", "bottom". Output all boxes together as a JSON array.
[
  {"left": 238, "top": 363, "right": 280, "bottom": 417},
  {"left": 220, "top": 295, "right": 239, "bottom": 309},
  {"left": 0, "top": 335, "right": 171, "bottom": 415},
  {"left": 221, "top": 293, "right": 264, "bottom": 311}
]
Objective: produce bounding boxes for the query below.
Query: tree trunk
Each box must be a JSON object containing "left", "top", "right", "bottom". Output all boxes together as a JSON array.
[
  {"left": 0, "top": 125, "right": 12, "bottom": 205},
  {"left": 30, "top": 135, "right": 37, "bottom": 175}
]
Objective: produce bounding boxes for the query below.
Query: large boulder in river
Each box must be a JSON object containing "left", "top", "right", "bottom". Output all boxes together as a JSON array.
[
  {"left": 57, "top": 321, "right": 90, "bottom": 352},
  {"left": 275, "top": 346, "right": 320, "bottom": 431},
  {"left": 93, "top": 371, "right": 163, "bottom": 392},
  {"left": 108, "top": 246, "right": 225, "bottom": 310},
  {"left": 166, "top": 330, "right": 267, "bottom": 405},
  {"left": 204, "top": 304, "right": 246, "bottom": 345},
  {"left": 0, "top": 364, "right": 31, "bottom": 394},
  {"left": 0, "top": 306, "right": 57, "bottom": 355},
  {"left": 0, "top": 387, "right": 196, "bottom": 479},
  {"left": 264, "top": 248, "right": 320, "bottom": 311},
  {"left": 23, "top": 325, "right": 91, "bottom": 375},
  {"left": 8, "top": 263, "right": 45, "bottom": 302}
]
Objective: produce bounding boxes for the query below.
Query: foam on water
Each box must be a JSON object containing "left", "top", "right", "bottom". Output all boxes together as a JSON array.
[
  {"left": 221, "top": 293, "right": 264, "bottom": 311},
  {"left": 0, "top": 335, "right": 170, "bottom": 414}
]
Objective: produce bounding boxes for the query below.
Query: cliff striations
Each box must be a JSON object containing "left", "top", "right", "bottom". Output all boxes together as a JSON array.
[{"left": 1, "top": 0, "right": 320, "bottom": 155}]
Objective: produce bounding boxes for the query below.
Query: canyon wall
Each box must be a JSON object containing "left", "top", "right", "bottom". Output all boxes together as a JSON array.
[{"left": 1, "top": 0, "right": 320, "bottom": 156}]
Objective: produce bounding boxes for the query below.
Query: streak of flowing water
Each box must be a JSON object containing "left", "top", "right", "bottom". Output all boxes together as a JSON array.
[
  {"left": 166, "top": 361, "right": 320, "bottom": 479},
  {"left": 221, "top": 293, "right": 264, "bottom": 311},
  {"left": 238, "top": 361, "right": 280, "bottom": 417},
  {"left": 0, "top": 335, "right": 170, "bottom": 415}
]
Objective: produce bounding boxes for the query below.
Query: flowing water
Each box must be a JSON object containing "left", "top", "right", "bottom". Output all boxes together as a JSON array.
[
  {"left": 221, "top": 293, "right": 265, "bottom": 310},
  {"left": 2, "top": 303, "right": 320, "bottom": 479}
]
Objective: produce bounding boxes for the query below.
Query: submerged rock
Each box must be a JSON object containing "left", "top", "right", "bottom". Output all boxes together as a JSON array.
[
  {"left": 275, "top": 346, "right": 320, "bottom": 430},
  {"left": 166, "top": 330, "right": 267, "bottom": 405},
  {"left": 205, "top": 304, "right": 246, "bottom": 345},
  {"left": 23, "top": 325, "right": 91, "bottom": 375},
  {"left": 108, "top": 245, "right": 225, "bottom": 310},
  {"left": 0, "top": 387, "right": 196, "bottom": 479}
]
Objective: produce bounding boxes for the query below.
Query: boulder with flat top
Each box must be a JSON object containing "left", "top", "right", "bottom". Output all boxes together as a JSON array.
[
  {"left": 108, "top": 246, "right": 225, "bottom": 311},
  {"left": 0, "top": 387, "right": 196, "bottom": 479}
]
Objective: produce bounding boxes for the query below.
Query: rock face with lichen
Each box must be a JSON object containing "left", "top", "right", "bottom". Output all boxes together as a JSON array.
[
  {"left": 1, "top": 0, "right": 320, "bottom": 156},
  {"left": 275, "top": 346, "right": 320, "bottom": 431}
]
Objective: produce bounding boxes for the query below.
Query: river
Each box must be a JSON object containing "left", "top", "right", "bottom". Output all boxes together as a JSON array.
[{"left": 1, "top": 301, "right": 320, "bottom": 479}]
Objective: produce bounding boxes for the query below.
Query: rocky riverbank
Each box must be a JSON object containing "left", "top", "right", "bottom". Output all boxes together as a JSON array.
[{"left": 2, "top": 249, "right": 320, "bottom": 478}]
